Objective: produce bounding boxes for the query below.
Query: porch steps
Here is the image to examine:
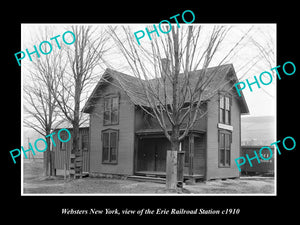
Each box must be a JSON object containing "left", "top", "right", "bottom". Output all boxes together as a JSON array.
[
  {"left": 127, "top": 175, "right": 166, "bottom": 184},
  {"left": 127, "top": 173, "right": 205, "bottom": 184},
  {"left": 69, "top": 153, "right": 83, "bottom": 179}
]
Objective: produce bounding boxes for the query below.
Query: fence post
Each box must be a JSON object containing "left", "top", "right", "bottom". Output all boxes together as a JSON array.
[
  {"left": 177, "top": 151, "right": 185, "bottom": 188},
  {"left": 64, "top": 163, "right": 67, "bottom": 180}
]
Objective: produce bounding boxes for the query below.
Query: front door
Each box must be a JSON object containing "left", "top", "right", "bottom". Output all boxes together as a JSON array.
[{"left": 137, "top": 137, "right": 169, "bottom": 172}]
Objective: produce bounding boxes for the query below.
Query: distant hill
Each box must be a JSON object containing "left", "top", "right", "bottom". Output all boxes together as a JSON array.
[{"left": 241, "top": 115, "right": 276, "bottom": 146}]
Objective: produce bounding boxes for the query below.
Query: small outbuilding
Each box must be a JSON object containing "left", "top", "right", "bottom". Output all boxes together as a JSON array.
[{"left": 52, "top": 120, "right": 89, "bottom": 176}]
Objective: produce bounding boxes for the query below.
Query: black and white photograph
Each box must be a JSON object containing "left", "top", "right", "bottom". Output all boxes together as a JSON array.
[
  {"left": 21, "top": 23, "right": 276, "bottom": 195},
  {"left": 4, "top": 5, "right": 298, "bottom": 221}
]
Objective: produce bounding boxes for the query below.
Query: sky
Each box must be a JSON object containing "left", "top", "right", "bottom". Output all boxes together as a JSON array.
[{"left": 21, "top": 23, "right": 276, "bottom": 118}]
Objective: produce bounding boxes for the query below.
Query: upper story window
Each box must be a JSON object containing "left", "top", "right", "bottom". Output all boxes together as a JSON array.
[
  {"left": 219, "top": 94, "right": 231, "bottom": 125},
  {"left": 104, "top": 95, "right": 119, "bottom": 125}
]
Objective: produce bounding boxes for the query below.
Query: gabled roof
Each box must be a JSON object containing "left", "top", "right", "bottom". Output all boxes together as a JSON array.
[
  {"left": 82, "top": 68, "right": 148, "bottom": 113},
  {"left": 83, "top": 65, "right": 249, "bottom": 114}
]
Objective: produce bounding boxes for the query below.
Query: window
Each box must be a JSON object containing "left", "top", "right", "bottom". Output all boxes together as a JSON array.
[
  {"left": 219, "top": 94, "right": 231, "bottom": 125},
  {"left": 104, "top": 95, "right": 119, "bottom": 125},
  {"left": 102, "top": 129, "right": 119, "bottom": 164},
  {"left": 219, "top": 96, "right": 225, "bottom": 123},
  {"left": 82, "top": 135, "right": 89, "bottom": 151},
  {"left": 225, "top": 97, "right": 230, "bottom": 124},
  {"left": 219, "top": 131, "right": 231, "bottom": 167}
]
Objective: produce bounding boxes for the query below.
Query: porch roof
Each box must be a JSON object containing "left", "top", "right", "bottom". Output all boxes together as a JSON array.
[{"left": 135, "top": 128, "right": 205, "bottom": 136}]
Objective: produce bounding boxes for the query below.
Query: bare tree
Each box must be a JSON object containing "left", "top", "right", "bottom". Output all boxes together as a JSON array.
[
  {"left": 108, "top": 25, "right": 255, "bottom": 190},
  {"left": 23, "top": 27, "right": 65, "bottom": 176},
  {"left": 249, "top": 26, "right": 276, "bottom": 98},
  {"left": 52, "top": 25, "right": 110, "bottom": 177}
]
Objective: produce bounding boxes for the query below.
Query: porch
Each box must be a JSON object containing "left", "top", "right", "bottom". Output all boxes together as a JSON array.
[{"left": 134, "top": 128, "right": 206, "bottom": 181}]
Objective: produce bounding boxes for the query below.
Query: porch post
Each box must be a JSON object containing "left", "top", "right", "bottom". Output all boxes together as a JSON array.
[
  {"left": 133, "top": 135, "right": 140, "bottom": 174},
  {"left": 188, "top": 133, "right": 194, "bottom": 176}
]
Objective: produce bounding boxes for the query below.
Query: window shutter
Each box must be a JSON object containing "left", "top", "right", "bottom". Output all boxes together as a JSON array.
[
  {"left": 220, "top": 133, "right": 225, "bottom": 148},
  {"left": 110, "top": 131, "right": 117, "bottom": 162},
  {"left": 111, "top": 96, "right": 119, "bottom": 124},
  {"left": 220, "top": 95, "right": 224, "bottom": 109},
  {"left": 225, "top": 97, "right": 230, "bottom": 110},
  {"left": 102, "top": 132, "right": 110, "bottom": 162}
]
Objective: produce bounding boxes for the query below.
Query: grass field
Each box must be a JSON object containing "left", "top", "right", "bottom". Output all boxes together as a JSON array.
[{"left": 23, "top": 159, "right": 275, "bottom": 195}]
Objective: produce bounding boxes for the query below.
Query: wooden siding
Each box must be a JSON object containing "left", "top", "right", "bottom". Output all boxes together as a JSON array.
[
  {"left": 89, "top": 79, "right": 135, "bottom": 175},
  {"left": 53, "top": 128, "right": 90, "bottom": 172},
  {"left": 206, "top": 92, "right": 241, "bottom": 180}
]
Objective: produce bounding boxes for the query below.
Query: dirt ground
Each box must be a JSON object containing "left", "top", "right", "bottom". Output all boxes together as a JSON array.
[{"left": 23, "top": 159, "right": 275, "bottom": 194}]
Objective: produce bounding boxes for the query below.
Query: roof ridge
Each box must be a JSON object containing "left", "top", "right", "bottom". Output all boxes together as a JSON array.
[{"left": 106, "top": 64, "right": 233, "bottom": 82}]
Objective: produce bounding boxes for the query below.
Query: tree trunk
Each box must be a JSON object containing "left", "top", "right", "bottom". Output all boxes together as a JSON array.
[
  {"left": 72, "top": 121, "right": 80, "bottom": 155},
  {"left": 47, "top": 136, "right": 55, "bottom": 176},
  {"left": 43, "top": 151, "right": 49, "bottom": 176},
  {"left": 72, "top": 82, "right": 81, "bottom": 155},
  {"left": 50, "top": 150, "right": 55, "bottom": 176},
  {"left": 166, "top": 150, "right": 177, "bottom": 190},
  {"left": 43, "top": 131, "right": 51, "bottom": 177},
  {"left": 71, "top": 89, "right": 81, "bottom": 178},
  {"left": 47, "top": 138, "right": 51, "bottom": 176},
  {"left": 166, "top": 126, "right": 180, "bottom": 190}
]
